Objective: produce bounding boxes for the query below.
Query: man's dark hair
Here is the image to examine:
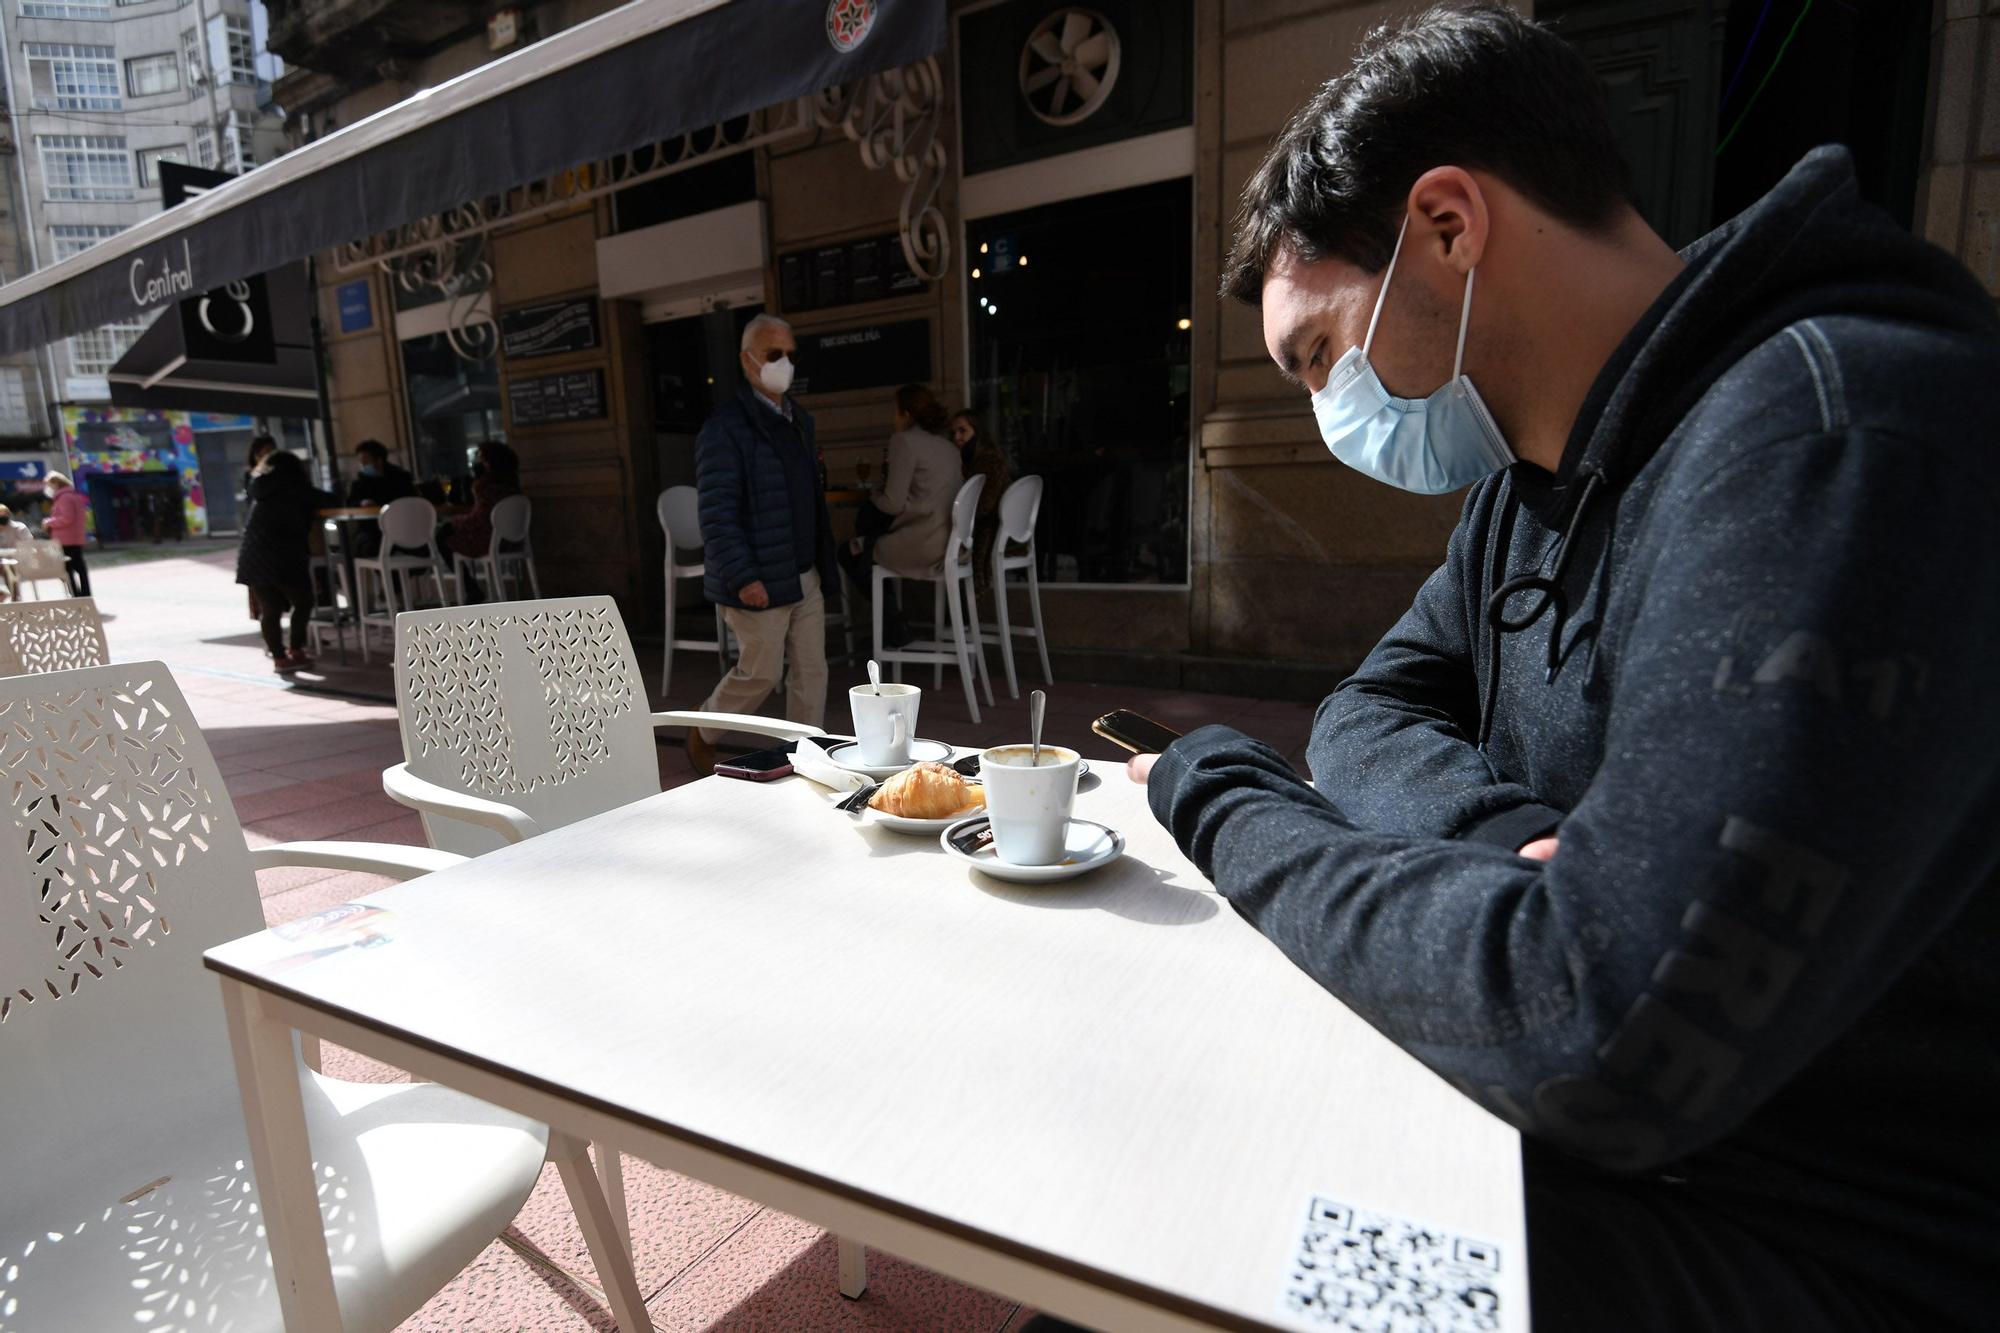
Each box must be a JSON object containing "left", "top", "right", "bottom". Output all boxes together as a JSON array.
[
  {"left": 1221, "top": 2, "right": 1633, "bottom": 304},
  {"left": 356, "top": 439, "right": 389, "bottom": 461}
]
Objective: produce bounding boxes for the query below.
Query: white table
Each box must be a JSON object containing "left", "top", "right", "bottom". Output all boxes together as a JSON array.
[{"left": 206, "top": 760, "right": 1527, "bottom": 1332}]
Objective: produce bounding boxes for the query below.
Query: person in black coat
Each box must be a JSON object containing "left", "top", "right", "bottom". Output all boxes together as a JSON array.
[
  {"left": 346, "top": 439, "right": 417, "bottom": 558},
  {"left": 236, "top": 450, "right": 336, "bottom": 673}
]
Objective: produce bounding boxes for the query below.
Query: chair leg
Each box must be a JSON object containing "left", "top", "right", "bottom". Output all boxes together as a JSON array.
[
  {"left": 931, "top": 581, "right": 945, "bottom": 691},
  {"left": 963, "top": 572, "right": 994, "bottom": 707},
  {"left": 661, "top": 573, "right": 676, "bottom": 697},
  {"left": 872, "top": 568, "right": 886, "bottom": 666},
  {"left": 837, "top": 1237, "right": 868, "bottom": 1298},
  {"left": 1028, "top": 562, "right": 1053, "bottom": 684},
  {"left": 594, "top": 1143, "right": 632, "bottom": 1254},
  {"left": 944, "top": 573, "right": 980, "bottom": 724},
  {"left": 994, "top": 568, "right": 1020, "bottom": 699},
  {"left": 552, "top": 1133, "right": 653, "bottom": 1333}
]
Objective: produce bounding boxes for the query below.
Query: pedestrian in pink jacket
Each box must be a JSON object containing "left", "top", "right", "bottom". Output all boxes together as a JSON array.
[{"left": 42, "top": 472, "right": 90, "bottom": 597}]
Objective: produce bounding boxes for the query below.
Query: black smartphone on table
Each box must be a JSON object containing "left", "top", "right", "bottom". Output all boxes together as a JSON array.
[
  {"left": 1091, "top": 710, "right": 1184, "bottom": 755},
  {"left": 715, "top": 744, "right": 797, "bottom": 782}
]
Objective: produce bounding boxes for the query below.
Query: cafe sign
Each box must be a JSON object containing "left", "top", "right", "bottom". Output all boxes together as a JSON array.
[{"left": 128, "top": 238, "right": 196, "bottom": 310}]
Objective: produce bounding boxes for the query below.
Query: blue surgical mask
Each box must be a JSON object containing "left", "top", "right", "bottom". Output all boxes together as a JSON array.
[
  {"left": 359, "top": 463, "right": 381, "bottom": 477},
  {"left": 1309, "top": 219, "right": 1515, "bottom": 494}
]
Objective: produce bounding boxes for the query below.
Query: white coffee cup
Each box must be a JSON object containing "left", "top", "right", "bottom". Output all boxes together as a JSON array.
[
  {"left": 849, "top": 683, "right": 920, "bottom": 766},
  {"left": 979, "top": 743, "right": 1080, "bottom": 865}
]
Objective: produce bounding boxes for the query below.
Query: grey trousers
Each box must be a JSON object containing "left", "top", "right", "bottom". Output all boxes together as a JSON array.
[{"left": 698, "top": 567, "right": 827, "bottom": 744}]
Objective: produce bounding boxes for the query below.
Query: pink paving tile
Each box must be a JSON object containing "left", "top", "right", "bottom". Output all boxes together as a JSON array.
[
  {"left": 260, "top": 741, "right": 410, "bottom": 781},
  {"left": 260, "top": 867, "right": 397, "bottom": 926},
  {"left": 248, "top": 791, "right": 418, "bottom": 843},
  {"left": 216, "top": 768, "right": 305, "bottom": 800},
  {"left": 325, "top": 763, "right": 402, "bottom": 795},
  {"left": 399, "top": 1237, "right": 618, "bottom": 1333},
  {"left": 316, "top": 1040, "right": 409, "bottom": 1085},
  {"left": 230, "top": 778, "right": 355, "bottom": 823},
  {"left": 647, "top": 1212, "right": 1014, "bottom": 1332},
  {"left": 505, "top": 1157, "right": 760, "bottom": 1295},
  {"left": 340, "top": 811, "right": 429, "bottom": 846},
  {"left": 250, "top": 862, "right": 343, "bottom": 896}
]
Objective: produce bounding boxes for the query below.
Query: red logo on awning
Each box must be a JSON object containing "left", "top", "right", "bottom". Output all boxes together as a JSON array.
[{"left": 826, "top": 0, "right": 877, "bottom": 53}]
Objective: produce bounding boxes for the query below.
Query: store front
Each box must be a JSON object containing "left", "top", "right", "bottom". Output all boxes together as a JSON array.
[{"left": 57, "top": 406, "right": 255, "bottom": 542}]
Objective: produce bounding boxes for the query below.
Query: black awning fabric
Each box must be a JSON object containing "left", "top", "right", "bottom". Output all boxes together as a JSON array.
[
  {"left": 0, "top": 0, "right": 942, "bottom": 355},
  {"left": 105, "top": 313, "right": 321, "bottom": 419}
]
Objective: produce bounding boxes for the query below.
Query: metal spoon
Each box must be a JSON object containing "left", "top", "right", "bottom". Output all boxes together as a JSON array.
[
  {"left": 1029, "top": 688, "right": 1045, "bottom": 767},
  {"left": 867, "top": 658, "right": 882, "bottom": 695}
]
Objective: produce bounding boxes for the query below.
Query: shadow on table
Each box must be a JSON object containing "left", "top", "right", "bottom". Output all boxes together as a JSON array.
[{"left": 969, "top": 859, "right": 1217, "bottom": 927}]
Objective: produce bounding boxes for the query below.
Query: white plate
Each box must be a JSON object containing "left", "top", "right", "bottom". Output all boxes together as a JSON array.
[
  {"left": 938, "top": 816, "right": 1126, "bottom": 883},
  {"left": 825, "top": 737, "right": 955, "bottom": 778},
  {"left": 863, "top": 801, "right": 988, "bottom": 834}
]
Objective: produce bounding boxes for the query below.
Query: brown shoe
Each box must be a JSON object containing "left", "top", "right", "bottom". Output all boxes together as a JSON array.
[{"left": 686, "top": 727, "right": 715, "bottom": 777}]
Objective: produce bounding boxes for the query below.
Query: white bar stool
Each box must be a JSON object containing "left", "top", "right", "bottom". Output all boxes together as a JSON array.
[
  {"left": 454, "top": 494, "right": 541, "bottom": 604},
  {"left": 355, "top": 497, "right": 452, "bottom": 655},
  {"left": 873, "top": 474, "right": 992, "bottom": 723},
  {"left": 983, "top": 474, "right": 1054, "bottom": 698},
  {"left": 655, "top": 486, "right": 730, "bottom": 696}
]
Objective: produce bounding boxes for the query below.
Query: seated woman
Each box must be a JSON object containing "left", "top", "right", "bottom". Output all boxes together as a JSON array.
[
  {"left": 235, "top": 449, "right": 337, "bottom": 673},
  {"left": 949, "top": 409, "right": 1011, "bottom": 592},
  {"left": 446, "top": 441, "right": 521, "bottom": 602},
  {"left": 838, "top": 385, "right": 961, "bottom": 646}
]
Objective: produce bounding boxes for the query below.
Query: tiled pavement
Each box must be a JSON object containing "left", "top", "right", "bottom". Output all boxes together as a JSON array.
[{"left": 88, "top": 546, "right": 1323, "bottom": 1331}]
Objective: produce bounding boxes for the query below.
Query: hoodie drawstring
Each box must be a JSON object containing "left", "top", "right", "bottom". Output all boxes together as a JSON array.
[{"left": 1477, "top": 470, "right": 1607, "bottom": 750}]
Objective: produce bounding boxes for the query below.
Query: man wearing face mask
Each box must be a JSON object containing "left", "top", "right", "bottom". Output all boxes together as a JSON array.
[
  {"left": 688, "top": 313, "right": 835, "bottom": 776},
  {"left": 1117, "top": 4, "right": 2000, "bottom": 1331}
]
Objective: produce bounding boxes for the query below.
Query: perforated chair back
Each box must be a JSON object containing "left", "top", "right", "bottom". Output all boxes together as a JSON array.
[
  {"left": 946, "top": 474, "right": 985, "bottom": 570},
  {"left": 996, "top": 475, "right": 1043, "bottom": 549},
  {"left": 658, "top": 485, "right": 703, "bottom": 556},
  {"left": 377, "top": 496, "right": 439, "bottom": 553},
  {"left": 0, "top": 663, "right": 260, "bottom": 1137},
  {"left": 0, "top": 597, "right": 108, "bottom": 675},
  {"left": 394, "top": 596, "right": 663, "bottom": 856},
  {"left": 12, "top": 539, "right": 70, "bottom": 593},
  {"left": 490, "top": 494, "right": 532, "bottom": 550}
]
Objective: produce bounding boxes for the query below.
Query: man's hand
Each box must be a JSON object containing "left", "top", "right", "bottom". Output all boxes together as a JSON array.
[
  {"left": 738, "top": 580, "right": 770, "bottom": 609},
  {"left": 1518, "top": 836, "right": 1559, "bottom": 862},
  {"left": 1125, "top": 752, "right": 1158, "bottom": 784}
]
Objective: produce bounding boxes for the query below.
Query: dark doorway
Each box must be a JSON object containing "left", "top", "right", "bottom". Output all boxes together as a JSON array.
[
  {"left": 646, "top": 304, "right": 762, "bottom": 494},
  {"left": 87, "top": 472, "right": 185, "bottom": 545}
]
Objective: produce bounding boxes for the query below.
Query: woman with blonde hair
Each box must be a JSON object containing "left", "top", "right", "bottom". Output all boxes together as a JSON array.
[{"left": 41, "top": 471, "right": 90, "bottom": 597}]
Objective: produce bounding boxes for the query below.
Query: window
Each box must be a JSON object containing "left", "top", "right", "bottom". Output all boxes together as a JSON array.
[
  {"left": 966, "top": 179, "right": 1193, "bottom": 585},
  {"left": 38, "top": 136, "right": 133, "bottom": 201},
  {"left": 208, "top": 14, "right": 255, "bottom": 86},
  {"left": 125, "top": 52, "right": 180, "bottom": 98},
  {"left": 50, "top": 223, "right": 124, "bottom": 261},
  {"left": 181, "top": 28, "right": 204, "bottom": 87},
  {"left": 67, "top": 320, "right": 150, "bottom": 377},
  {"left": 0, "top": 368, "right": 33, "bottom": 437},
  {"left": 221, "top": 109, "right": 253, "bottom": 173},
  {"left": 194, "top": 123, "right": 214, "bottom": 168},
  {"left": 135, "top": 144, "right": 188, "bottom": 188},
  {"left": 25, "top": 44, "right": 121, "bottom": 111},
  {"left": 21, "top": 1, "right": 112, "bottom": 19}
]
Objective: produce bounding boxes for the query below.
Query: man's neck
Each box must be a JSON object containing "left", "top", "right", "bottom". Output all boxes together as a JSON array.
[
  {"left": 1493, "top": 214, "right": 1684, "bottom": 475},
  {"left": 753, "top": 384, "right": 783, "bottom": 410}
]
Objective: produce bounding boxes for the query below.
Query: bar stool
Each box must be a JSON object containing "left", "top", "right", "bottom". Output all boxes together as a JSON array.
[
  {"left": 454, "top": 494, "right": 541, "bottom": 604},
  {"left": 984, "top": 474, "right": 1054, "bottom": 698},
  {"left": 307, "top": 516, "right": 359, "bottom": 664},
  {"left": 656, "top": 486, "right": 729, "bottom": 696},
  {"left": 355, "top": 497, "right": 452, "bottom": 655},
  {"left": 873, "top": 475, "right": 992, "bottom": 723}
]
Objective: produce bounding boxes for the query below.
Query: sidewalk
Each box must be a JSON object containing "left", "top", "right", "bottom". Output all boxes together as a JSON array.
[{"left": 83, "top": 547, "right": 1324, "bottom": 1331}]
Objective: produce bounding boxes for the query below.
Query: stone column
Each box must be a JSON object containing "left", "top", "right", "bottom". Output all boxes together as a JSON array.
[{"left": 1920, "top": 0, "right": 2000, "bottom": 297}]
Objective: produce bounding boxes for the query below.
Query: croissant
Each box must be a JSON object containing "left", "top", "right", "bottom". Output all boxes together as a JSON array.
[{"left": 870, "top": 761, "right": 985, "bottom": 819}]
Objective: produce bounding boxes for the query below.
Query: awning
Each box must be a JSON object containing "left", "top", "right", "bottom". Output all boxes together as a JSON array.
[
  {"left": 105, "top": 313, "right": 320, "bottom": 419},
  {"left": 0, "top": 0, "right": 942, "bottom": 355}
]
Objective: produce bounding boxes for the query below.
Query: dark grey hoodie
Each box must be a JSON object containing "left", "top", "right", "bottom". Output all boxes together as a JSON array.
[{"left": 1150, "top": 148, "right": 2000, "bottom": 1327}]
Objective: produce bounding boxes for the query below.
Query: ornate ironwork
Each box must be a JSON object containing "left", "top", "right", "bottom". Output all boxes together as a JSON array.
[{"left": 812, "top": 56, "right": 950, "bottom": 281}]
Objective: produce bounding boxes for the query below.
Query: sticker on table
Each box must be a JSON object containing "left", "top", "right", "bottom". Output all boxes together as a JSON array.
[
  {"left": 268, "top": 903, "right": 396, "bottom": 972},
  {"left": 1280, "top": 1194, "right": 1503, "bottom": 1332}
]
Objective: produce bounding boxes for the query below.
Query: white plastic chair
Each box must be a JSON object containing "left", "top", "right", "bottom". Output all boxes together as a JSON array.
[
  {"left": 381, "top": 595, "right": 869, "bottom": 1294},
  {"left": 308, "top": 518, "right": 360, "bottom": 664},
  {"left": 7, "top": 539, "right": 73, "bottom": 600},
  {"left": 354, "top": 497, "right": 452, "bottom": 655},
  {"left": 0, "top": 662, "right": 647, "bottom": 1332},
  {"left": 454, "top": 493, "right": 542, "bottom": 604},
  {"left": 984, "top": 475, "right": 1054, "bottom": 698},
  {"left": 873, "top": 475, "right": 992, "bottom": 724},
  {"left": 656, "top": 486, "right": 728, "bottom": 696},
  {"left": 0, "top": 595, "right": 108, "bottom": 675}
]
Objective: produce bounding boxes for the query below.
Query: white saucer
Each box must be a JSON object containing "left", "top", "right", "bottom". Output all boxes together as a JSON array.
[
  {"left": 827, "top": 737, "right": 955, "bottom": 778},
  {"left": 863, "top": 802, "right": 987, "bottom": 835},
  {"left": 939, "top": 816, "right": 1125, "bottom": 883}
]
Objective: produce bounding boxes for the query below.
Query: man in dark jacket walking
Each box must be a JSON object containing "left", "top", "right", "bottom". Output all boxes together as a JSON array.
[
  {"left": 688, "top": 313, "right": 835, "bottom": 774},
  {"left": 1117, "top": 5, "right": 1998, "bottom": 1332}
]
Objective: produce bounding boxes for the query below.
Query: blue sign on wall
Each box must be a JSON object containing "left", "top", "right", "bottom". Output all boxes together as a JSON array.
[
  {"left": 336, "top": 279, "right": 373, "bottom": 334},
  {"left": 0, "top": 459, "right": 46, "bottom": 482}
]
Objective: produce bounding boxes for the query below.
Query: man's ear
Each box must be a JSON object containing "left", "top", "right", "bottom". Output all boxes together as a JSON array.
[{"left": 1404, "top": 166, "right": 1488, "bottom": 275}]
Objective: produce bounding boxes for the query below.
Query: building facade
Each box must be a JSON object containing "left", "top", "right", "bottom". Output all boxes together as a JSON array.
[{"left": 269, "top": 0, "right": 1983, "bottom": 693}]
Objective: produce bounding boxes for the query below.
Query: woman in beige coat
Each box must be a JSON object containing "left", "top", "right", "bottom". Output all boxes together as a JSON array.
[{"left": 840, "top": 384, "right": 961, "bottom": 645}]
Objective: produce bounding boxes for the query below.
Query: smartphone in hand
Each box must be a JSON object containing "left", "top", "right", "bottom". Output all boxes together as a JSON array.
[{"left": 1091, "top": 709, "right": 1184, "bottom": 755}]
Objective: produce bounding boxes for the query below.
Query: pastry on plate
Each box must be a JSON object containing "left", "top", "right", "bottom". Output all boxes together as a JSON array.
[{"left": 869, "top": 760, "right": 985, "bottom": 820}]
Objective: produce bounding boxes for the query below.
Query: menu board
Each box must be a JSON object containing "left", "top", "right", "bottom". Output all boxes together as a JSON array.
[
  {"left": 507, "top": 368, "right": 606, "bottom": 425},
  {"left": 779, "top": 233, "right": 927, "bottom": 313},
  {"left": 792, "top": 320, "right": 931, "bottom": 396},
  {"left": 500, "top": 298, "right": 600, "bottom": 359}
]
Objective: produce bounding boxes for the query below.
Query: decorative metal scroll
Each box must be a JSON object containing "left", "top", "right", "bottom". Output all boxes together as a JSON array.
[
  {"left": 811, "top": 56, "right": 950, "bottom": 282},
  {"left": 331, "top": 58, "right": 953, "bottom": 353}
]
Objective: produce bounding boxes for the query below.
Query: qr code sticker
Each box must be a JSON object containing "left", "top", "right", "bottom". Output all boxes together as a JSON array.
[{"left": 1281, "top": 1195, "right": 1503, "bottom": 1333}]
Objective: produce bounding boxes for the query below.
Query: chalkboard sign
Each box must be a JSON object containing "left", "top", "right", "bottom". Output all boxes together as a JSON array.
[
  {"left": 508, "top": 368, "right": 607, "bottom": 425},
  {"left": 793, "top": 320, "right": 931, "bottom": 396},
  {"left": 779, "top": 233, "right": 926, "bottom": 313},
  {"left": 501, "top": 298, "right": 600, "bottom": 359}
]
